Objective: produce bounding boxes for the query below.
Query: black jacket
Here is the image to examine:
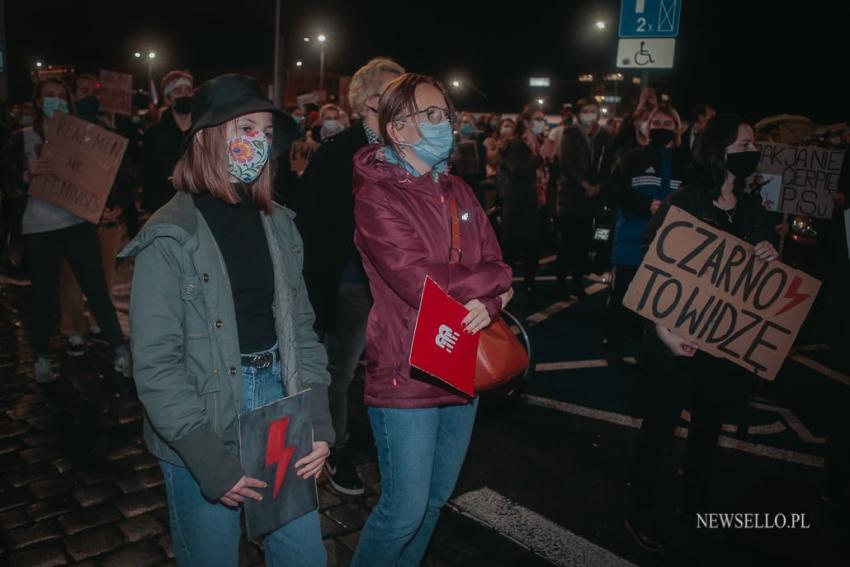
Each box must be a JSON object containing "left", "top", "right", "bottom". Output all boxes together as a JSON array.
[
  {"left": 499, "top": 138, "right": 543, "bottom": 242},
  {"left": 141, "top": 110, "right": 184, "bottom": 213},
  {"left": 642, "top": 182, "right": 777, "bottom": 371},
  {"left": 558, "top": 126, "right": 614, "bottom": 218},
  {"left": 293, "top": 124, "right": 369, "bottom": 333}
]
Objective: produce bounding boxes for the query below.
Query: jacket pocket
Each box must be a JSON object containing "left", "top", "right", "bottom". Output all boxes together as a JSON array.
[{"left": 180, "top": 275, "right": 210, "bottom": 339}]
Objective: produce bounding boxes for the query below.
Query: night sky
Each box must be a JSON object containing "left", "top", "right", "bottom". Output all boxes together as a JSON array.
[{"left": 6, "top": 0, "right": 849, "bottom": 123}]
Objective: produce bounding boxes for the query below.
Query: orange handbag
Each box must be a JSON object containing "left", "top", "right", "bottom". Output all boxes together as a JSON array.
[{"left": 448, "top": 197, "right": 529, "bottom": 391}]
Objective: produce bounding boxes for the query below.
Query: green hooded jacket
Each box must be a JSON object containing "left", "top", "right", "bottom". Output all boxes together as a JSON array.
[{"left": 119, "top": 192, "right": 333, "bottom": 500}]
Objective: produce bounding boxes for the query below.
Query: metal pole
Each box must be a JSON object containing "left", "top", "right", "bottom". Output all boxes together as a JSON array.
[
  {"left": 0, "top": 0, "right": 8, "bottom": 107},
  {"left": 273, "top": 0, "right": 281, "bottom": 104},
  {"left": 319, "top": 49, "right": 325, "bottom": 92}
]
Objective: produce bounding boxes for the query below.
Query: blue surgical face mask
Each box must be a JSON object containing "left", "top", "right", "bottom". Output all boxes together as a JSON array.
[
  {"left": 531, "top": 119, "right": 546, "bottom": 136},
  {"left": 42, "top": 97, "right": 69, "bottom": 119},
  {"left": 460, "top": 122, "right": 477, "bottom": 138},
  {"left": 399, "top": 121, "right": 454, "bottom": 168},
  {"left": 321, "top": 119, "right": 344, "bottom": 139}
]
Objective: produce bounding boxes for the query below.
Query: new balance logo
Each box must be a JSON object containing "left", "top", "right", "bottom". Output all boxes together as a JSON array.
[{"left": 435, "top": 325, "right": 460, "bottom": 353}]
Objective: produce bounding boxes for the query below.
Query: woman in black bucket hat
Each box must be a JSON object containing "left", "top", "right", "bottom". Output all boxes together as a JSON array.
[{"left": 120, "top": 74, "right": 332, "bottom": 566}]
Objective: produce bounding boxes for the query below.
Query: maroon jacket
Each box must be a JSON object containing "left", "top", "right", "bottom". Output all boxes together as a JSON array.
[{"left": 353, "top": 145, "right": 513, "bottom": 408}]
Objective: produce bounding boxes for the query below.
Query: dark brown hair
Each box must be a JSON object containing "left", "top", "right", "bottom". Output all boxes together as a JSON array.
[
  {"left": 32, "top": 78, "right": 75, "bottom": 137},
  {"left": 378, "top": 73, "right": 455, "bottom": 154},
  {"left": 172, "top": 120, "right": 274, "bottom": 214}
]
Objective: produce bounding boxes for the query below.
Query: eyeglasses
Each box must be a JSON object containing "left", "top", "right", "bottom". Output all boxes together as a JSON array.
[{"left": 400, "top": 106, "right": 453, "bottom": 125}]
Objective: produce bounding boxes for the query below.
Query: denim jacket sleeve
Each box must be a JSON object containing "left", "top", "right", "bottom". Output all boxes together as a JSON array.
[{"left": 129, "top": 238, "right": 243, "bottom": 500}]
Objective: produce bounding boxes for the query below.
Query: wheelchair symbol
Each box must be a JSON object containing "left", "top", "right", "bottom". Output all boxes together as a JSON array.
[{"left": 634, "top": 41, "right": 655, "bottom": 66}]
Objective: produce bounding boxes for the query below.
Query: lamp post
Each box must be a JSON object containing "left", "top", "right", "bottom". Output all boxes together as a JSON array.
[
  {"left": 303, "top": 33, "right": 328, "bottom": 92},
  {"left": 135, "top": 50, "right": 158, "bottom": 105}
]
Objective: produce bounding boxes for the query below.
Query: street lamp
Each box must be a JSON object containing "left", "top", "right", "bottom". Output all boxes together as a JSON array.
[
  {"left": 451, "top": 80, "right": 461, "bottom": 88},
  {"left": 134, "top": 49, "right": 158, "bottom": 105},
  {"left": 35, "top": 61, "right": 43, "bottom": 68},
  {"left": 296, "top": 60, "right": 303, "bottom": 67},
  {"left": 303, "top": 32, "right": 329, "bottom": 91},
  {"left": 595, "top": 21, "right": 606, "bottom": 30}
]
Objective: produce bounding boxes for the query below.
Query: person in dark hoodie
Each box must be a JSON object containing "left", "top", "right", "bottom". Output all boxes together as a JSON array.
[
  {"left": 350, "top": 73, "right": 514, "bottom": 566},
  {"left": 293, "top": 57, "right": 405, "bottom": 497},
  {"left": 121, "top": 74, "right": 331, "bottom": 566},
  {"left": 141, "top": 70, "right": 194, "bottom": 213},
  {"left": 603, "top": 104, "right": 691, "bottom": 363}
]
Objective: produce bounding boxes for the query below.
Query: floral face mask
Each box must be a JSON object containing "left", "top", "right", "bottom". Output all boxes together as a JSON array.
[{"left": 227, "top": 129, "right": 270, "bottom": 184}]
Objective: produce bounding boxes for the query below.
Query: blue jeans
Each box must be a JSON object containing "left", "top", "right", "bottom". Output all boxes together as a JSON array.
[
  {"left": 161, "top": 346, "right": 326, "bottom": 567},
  {"left": 351, "top": 399, "right": 479, "bottom": 567}
]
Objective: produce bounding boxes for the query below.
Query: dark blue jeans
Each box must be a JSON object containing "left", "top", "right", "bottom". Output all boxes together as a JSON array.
[
  {"left": 160, "top": 345, "right": 326, "bottom": 566},
  {"left": 351, "top": 398, "right": 479, "bottom": 566}
]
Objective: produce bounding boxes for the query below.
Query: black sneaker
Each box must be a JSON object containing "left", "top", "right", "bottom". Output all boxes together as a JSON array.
[
  {"left": 65, "top": 334, "right": 86, "bottom": 357},
  {"left": 324, "top": 447, "right": 365, "bottom": 496}
]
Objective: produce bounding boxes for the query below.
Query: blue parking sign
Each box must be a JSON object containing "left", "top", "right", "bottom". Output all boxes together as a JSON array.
[{"left": 619, "top": 0, "right": 681, "bottom": 38}]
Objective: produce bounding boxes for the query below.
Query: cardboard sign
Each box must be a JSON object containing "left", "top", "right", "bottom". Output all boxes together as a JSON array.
[
  {"left": 623, "top": 206, "right": 821, "bottom": 380},
  {"left": 29, "top": 114, "right": 128, "bottom": 224},
  {"left": 238, "top": 389, "right": 317, "bottom": 540},
  {"left": 289, "top": 140, "right": 314, "bottom": 175},
  {"left": 409, "top": 277, "right": 480, "bottom": 396},
  {"left": 97, "top": 70, "right": 133, "bottom": 116},
  {"left": 749, "top": 142, "right": 845, "bottom": 219}
]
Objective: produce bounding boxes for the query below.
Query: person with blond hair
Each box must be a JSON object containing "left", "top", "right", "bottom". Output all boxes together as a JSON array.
[{"left": 293, "top": 57, "right": 405, "bottom": 496}]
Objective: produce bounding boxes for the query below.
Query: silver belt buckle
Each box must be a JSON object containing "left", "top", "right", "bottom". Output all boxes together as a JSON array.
[{"left": 255, "top": 352, "right": 273, "bottom": 370}]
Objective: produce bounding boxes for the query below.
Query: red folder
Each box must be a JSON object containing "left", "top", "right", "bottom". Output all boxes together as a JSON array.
[{"left": 409, "top": 277, "right": 480, "bottom": 396}]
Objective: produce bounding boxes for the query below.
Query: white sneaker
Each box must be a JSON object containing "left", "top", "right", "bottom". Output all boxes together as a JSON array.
[
  {"left": 114, "top": 346, "right": 132, "bottom": 378},
  {"left": 66, "top": 334, "right": 86, "bottom": 357},
  {"left": 34, "top": 357, "right": 56, "bottom": 384}
]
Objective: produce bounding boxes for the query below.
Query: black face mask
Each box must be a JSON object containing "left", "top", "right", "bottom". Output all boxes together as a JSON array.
[
  {"left": 649, "top": 128, "right": 675, "bottom": 147},
  {"left": 725, "top": 150, "right": 761, "bottom": 179},
  {"left": 173, "top": 96, "right": 193, "bottom": 115}
]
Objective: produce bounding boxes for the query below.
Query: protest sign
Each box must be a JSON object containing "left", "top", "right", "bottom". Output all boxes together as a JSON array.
[
  {"left": 748, "top": 142, "right": 845, "bottom": 219},
  {"left": 409, "top": 277, "right": 480, "bottom": 396},
  {"left": 97, "top": 70, "right": 133, "bottom": 116},
  {"left": 623, "top": 206, "right": 821, "bottom": 380},
  {"left": 239, "top": 389, "right": 317, "bottom": 540},
  {"left": 29, "top": 114, "right": 128, "bottom": 224},
  {"left": 289, "top": 140, "right": 314, "bottom": 176}
]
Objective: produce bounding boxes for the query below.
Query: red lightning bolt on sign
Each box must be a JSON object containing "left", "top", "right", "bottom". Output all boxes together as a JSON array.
[
  {"left": 265, "top": 417, "right": 297, "bottom": 499},
  {"left": 775, "top": 276, "right": 811, "bottom": 316}
]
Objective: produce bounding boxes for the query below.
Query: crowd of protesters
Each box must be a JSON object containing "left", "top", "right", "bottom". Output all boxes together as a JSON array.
[{"left": 0, "top": 56, "right": 848, "bottom": 565}]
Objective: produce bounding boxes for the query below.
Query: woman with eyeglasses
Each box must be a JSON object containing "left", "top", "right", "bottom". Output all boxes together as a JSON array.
[{"left": 350, "top": 74, "right": 513, "bottom": 566}]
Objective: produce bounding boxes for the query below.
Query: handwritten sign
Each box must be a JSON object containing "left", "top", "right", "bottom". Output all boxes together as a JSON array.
[
  {"left": 289, "top": 140, "right": 314, "bottom": 176},
  {"left": 238, "top": 389, "right": 317, "bottom": 540},
  {"left": 623, "top": 206, "right": 821, "bottom": 380},
  {"left": 749, "top": 142, "right": 845, "bottom": 219},
  {"left": 29, "top": 114, "right": 128, "bottom": 224},
  {"left": 97, "top": 70, "right": 133, "bottom": 116}
]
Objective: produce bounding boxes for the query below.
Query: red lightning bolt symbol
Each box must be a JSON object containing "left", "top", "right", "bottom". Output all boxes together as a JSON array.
[
  {"left": 265, "top": 417, "right": 296, "bottom": 499},
  {"left": 775, "top": 276, "right": 811, "bottom": 316}
]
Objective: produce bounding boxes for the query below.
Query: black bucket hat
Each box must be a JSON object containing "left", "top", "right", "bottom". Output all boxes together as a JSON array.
[{"left": 177, "top": 74, "right": 298, "bottom": 159}]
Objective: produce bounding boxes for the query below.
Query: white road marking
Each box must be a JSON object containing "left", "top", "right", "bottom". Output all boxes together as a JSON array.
[
  {"left": 680, "top": 409, "right": 787, "bottom": 436},
  {"left": 522, "top": 395, "right": 824, "bottom": 468},
  {"left": 749, "top": 401, "right": 827, "bottom": 445},
  {"left": 790, "top": 354, "right": 850, "bottom": 387},
  {"left": 525, "top": 283, "right": 607, "bottom": 327},
  {"left": 536, "top": 358, "right": 637, "bottom": 372},
  {"left": 450, "top": 487, "right": 637, "bottom": 567}
]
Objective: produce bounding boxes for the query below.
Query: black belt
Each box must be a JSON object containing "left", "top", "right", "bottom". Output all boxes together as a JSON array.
[{"left": 240, "top": 349, "right": 279, "bottom": 370}]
